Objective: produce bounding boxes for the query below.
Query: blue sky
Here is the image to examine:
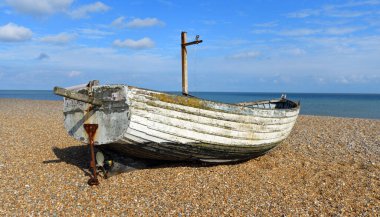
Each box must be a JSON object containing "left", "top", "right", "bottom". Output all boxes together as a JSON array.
[{"left": 0, "top": 0, "right": 379, "bottom": 93}]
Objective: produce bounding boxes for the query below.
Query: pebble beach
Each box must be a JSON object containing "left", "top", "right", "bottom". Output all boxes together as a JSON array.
[{"left": 0, "top": 98, "right": 379, "bottom": 215}]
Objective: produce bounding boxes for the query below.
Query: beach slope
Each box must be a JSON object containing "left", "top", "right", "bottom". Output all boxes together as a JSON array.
[{"left": 0, "top": 99, "right": 379, "bottom": 215}]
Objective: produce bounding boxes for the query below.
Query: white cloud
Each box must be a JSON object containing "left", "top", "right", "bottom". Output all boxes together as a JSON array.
[
  {"left": 280, "top": 28, "right": 321, "bottom": 36},
  {"left": 254, "top": 21, "right": 278, "bottom": 28},
  {"left": 325, "top": 27, "right": 362, "bottom": 35},
  {"left": 202, "top": 20, "right": 217, "bottom": 25},
  {"left": 253, "top": 26, "right": 363, "bottom": 37},
  {"left": 111, "top": 16, "right": 165, "bottom": 28},
  {"left": 69, "top": 1, "right": 109, "bottom": 19},
  {"left": 5, "top": 0, "right": 73, "bottom": 16},
  {"left": 229, "top": 51, "right": 261, "bottom": 59},
  {"left": 287, "top": 9, "right": 321, "bottom": 18},
  {"left": 0, "top": 44, "right": 181, "bottom": 90},
  {"left": 251, "top": 29, "right": 275, "bottom": 34},
  {"left": 327, "top": 0, "right": 380, "bottom": 9},
  {"left": 287, "top": 1, "right": 378, "bottom": 19},
  {"left": 39, "top": 33, "right": 76, "bottom": 44},
  {"left": 111, "top": 17, "right": 165, "bottom": 28},
  {"left": 285, "top": 48, "right": 306, "bottom": 56},
  {"left": 113, "top": 37, "right": 155, "bottom": 49},
  {"left": 0, "top": 23, "right": 32, "bottom": 42},
  {"left": 127, "top": 18, "right": 165, "bottom": 28},
  {"left": 302, "top": 35, "right": 380, "bottom": 55},
  {"left": 67, "top": 70, "right": 81, "bottom": 77},
  {"left": 111, "top": 16, "right": 126, "bottom": 27},
  {"left": 347, "top": 75, "right": 369, "bottom": 84},
  {"left": 78, "top": 28, "right": 113, "bottom": 39},
  {"left": 327, "top": 10, "right": 371, "bottom": 18},
  {"left": 1, "top": 38, "right": 379, "bottom": 92}
]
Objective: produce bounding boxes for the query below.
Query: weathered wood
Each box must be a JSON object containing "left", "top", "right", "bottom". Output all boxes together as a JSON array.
[
  {"left": 65, "top": 80, "right": 99, "bottom": 90},
  {"left": 236, "top": 100, "right": 273, "bottom": 106},
  {"left": 181, "top": 32, "right": 203, "bottom": 96},
  {"left": 61, "top": 84, "right": 300, "bottom": 162},
  {"left": 65, "top": 83, "right": 88, "bottom": 90},
  {"left": 130, "top": 104, "right": 295, "bottom": 133},
  {"left": 54, "top": 86, "right": 103, "bottom": 106},
  {"left": 183, "top": 40, "right": 203, "bottom": 46},
  {"left": 128, "top": 115, "right": 292, "bottom": 145},
  {"left": 130, "top": 95, "right": 299, "bottom": 122},
  {"left": 129, "top": 109, "right": 293, "bottom": 141},
  {"left": 181, "top": 31, "right": 188, "bottom": 95}
]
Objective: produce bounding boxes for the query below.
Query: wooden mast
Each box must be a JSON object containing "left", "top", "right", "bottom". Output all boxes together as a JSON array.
[
  {"left": 181, "top": 32, "right": 202, "bottom": 96},
  {"left": 181, "top": 32, "right": 188, "bottom": 95}
]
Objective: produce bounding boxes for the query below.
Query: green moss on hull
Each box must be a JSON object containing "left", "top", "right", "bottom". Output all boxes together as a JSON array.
[{"left": 150, "top": 93, "right": 209, "bottom": 110}]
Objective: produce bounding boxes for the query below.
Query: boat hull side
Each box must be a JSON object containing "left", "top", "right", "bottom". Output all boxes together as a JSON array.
[
  {"left": 61, "top": 85, "right": 299, "bottom": 161},
  {"left": 102, "top": 141, "right": 280, "bottom": 162}
]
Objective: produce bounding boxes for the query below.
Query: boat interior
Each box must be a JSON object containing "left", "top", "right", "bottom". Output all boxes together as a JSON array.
[{"left": 236, "top": 99, "right": 300, "bottom": 110}]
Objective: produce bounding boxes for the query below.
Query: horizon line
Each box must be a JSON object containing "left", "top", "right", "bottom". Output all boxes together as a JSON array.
[{"left": 0, "top": 89, "right": 379, "bottom": 95}]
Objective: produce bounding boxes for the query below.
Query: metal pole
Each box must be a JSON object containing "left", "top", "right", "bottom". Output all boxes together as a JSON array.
[
  {"left": 84, "top": 124, "right": 99, "bottom": 186},
  {"left": 181, "top": 31, "right": 188, "bottom": 95}
]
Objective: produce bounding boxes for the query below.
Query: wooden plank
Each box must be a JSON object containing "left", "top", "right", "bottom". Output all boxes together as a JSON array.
[
  {"left": 131, "top": 108, "right": 293, "bottom": 140},
  {"left": 125, "top": 127, "right": 172, "bottom": 143},
  {"left": 130, "top": 95, "right": 299, "bottom": 124},
  {"left": 129, "top": 114, "right": 291, "bottom": 146},
  {"left": 54, "top": 86, "right": 103, "bottom": 106},
  {"left": 123, "top": 129, "right": 150, "bottom": 143},
  {"left": 131, "top": 100, "right": 296, "bottom": 130},
  {"left": 128, "top": 121, "right": 199, "bottom": 144}
]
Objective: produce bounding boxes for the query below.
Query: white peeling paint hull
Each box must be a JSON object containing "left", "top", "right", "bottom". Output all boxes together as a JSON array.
[{"left": 62, "top": 85, "right": 300, "bottom": 162}]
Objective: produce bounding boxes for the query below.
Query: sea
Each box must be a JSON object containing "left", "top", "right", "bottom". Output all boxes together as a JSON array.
[{"left": 1, "top": 90, "right": 379, "bottom": 119}]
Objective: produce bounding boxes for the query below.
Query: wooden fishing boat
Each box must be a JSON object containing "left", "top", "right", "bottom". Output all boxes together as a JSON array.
[
  {"left": 55, "top": 83, "right": 300, "bottom": 163},
  {"left": 54, "top": 32, "right": 300, "bottom": 184}
]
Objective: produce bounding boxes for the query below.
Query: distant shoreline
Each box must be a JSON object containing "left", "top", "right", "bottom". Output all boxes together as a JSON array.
[
  {"left": 1, "top": 97, "right": 379, "bottom": 120},
  {"left": 0, "top": 89, "right": 380, "bottom": 95}
]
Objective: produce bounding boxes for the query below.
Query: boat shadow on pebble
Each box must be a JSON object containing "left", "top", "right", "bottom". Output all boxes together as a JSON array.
[{"left": 43, "top": 145, "right": 250, "bottom": 178}]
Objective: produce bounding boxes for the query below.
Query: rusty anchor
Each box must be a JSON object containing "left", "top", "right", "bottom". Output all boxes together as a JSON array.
[{"left": 83, "top": 123, "right": 99, "bottom": 186}]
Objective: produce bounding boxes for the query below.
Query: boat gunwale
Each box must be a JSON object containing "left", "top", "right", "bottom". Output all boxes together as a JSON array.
[
  {"left": 130, "top": 97, "right": 299, "bottom": 123},
  {"left": 68, "top": 84, "right": 300, "bottom": 113},
  {"left": 125, "top": 85, "right": 301, "bottom": 112}
]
